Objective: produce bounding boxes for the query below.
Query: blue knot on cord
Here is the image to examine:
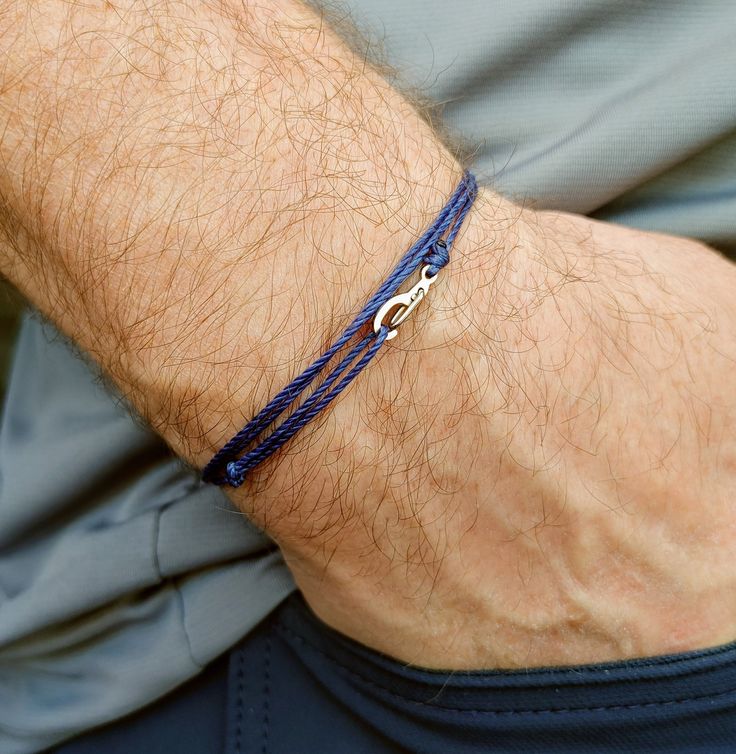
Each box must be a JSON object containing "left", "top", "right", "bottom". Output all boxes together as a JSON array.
[
  {"left": 203, "top": 172, "right": 478, "bottom": 487},
  {"left": 423, "top": 239, "right": 449, "bottom": 276},
  {"left": 225, "top": 461, "right": 243, "bottom": 488}
]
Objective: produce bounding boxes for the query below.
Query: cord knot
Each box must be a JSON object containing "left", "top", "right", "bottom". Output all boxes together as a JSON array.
[
  {"left": 225, "top": 461, "right": 245, "bottom": 488},
  {"left": 423, "top": 239, "right": 449, "bottom": 276}
]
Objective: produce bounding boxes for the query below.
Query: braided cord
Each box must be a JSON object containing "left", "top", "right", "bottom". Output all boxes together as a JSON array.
[{"left": 203, "top": 171, "right": 477, "bottom": 486}]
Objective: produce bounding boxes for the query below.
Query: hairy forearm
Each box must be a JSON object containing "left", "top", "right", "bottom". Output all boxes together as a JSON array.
[
  {"left": 0, "top": 0, "right": 496, "bottom": 470},
  {"left": 2, "top": 0, "right": 736, "bottom": 670}
]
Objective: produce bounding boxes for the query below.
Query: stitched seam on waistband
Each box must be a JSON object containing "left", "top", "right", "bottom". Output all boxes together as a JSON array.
[
  {"left": 261, "top": 637, "right": 272, "bottom": 754},
  {"left": 234, "top": 646, "right": 245, "bottom": 754}
]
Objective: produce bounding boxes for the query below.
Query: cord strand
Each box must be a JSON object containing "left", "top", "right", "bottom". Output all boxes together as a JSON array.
[{"left": 203, "top": 172, "right": 477, "bottom": 486}]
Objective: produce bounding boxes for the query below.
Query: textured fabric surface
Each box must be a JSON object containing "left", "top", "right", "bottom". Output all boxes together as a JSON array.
[{"left": 1, "top": 1, "right": 735, "bottom": 751}]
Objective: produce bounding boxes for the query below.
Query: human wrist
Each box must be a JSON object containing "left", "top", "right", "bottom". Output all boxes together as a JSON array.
[
  {"left": 217, "top": 185, "right": 518, "bottom": 539},
  {"left": 189, "top": 180, "right": 507, "bottom": 490}
]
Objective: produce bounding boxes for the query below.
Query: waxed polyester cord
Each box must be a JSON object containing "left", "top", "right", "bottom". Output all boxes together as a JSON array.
[{"left": 203, "top": 172, "right": 478, "bottom": 487}]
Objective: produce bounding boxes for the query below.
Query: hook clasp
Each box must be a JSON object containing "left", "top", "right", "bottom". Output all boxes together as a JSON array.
[{"left": 373, "top": 265, "right": 438, "bottom": 341}]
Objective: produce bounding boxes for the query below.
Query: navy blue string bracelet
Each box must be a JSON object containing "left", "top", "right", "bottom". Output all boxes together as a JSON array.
[{"left": 203, "top": 171, "right": 478, "bottom": 487}]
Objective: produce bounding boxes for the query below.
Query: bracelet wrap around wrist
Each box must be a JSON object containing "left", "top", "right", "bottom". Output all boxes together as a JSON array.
[{"left": 203, "top": 172, "right": 478, "bottom": 487}]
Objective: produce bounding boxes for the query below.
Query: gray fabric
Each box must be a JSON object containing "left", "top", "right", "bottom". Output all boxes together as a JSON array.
[
  {"left": 0, "top": 320, "right": 295, "bottom": 753},
  {"left": 361, "top": 0, "right": 736, "bottom": 252},
  {"left": 1, "top": 1, "right": 734, "bottom": 751}
]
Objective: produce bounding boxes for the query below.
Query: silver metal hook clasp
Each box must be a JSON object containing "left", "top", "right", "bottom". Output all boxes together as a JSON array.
[{"left": 373, "top": 265, "right": 439, "bottom": 340}]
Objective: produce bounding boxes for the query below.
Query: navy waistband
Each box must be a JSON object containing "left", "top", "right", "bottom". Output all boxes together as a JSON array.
[
  {"left": 54, "top": 592, "right": 736, "bottom": 753},
  {"left": 226, "top": 593, "right": 736, "bottom": 753}
]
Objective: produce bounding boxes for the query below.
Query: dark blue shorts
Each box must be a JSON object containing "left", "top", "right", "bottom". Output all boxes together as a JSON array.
[{"left": 55, "top": 593, "right": 736, "bottom": 753}]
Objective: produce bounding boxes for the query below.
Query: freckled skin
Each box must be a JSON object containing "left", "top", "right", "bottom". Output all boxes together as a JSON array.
[{"left": 1, "top": 0, "right": 735, "bottom": 670}]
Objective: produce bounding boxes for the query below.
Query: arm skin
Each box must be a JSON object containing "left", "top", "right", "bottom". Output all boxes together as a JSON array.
[{"left": 1, "top": 0, "right": 736, "bottom": 669}]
